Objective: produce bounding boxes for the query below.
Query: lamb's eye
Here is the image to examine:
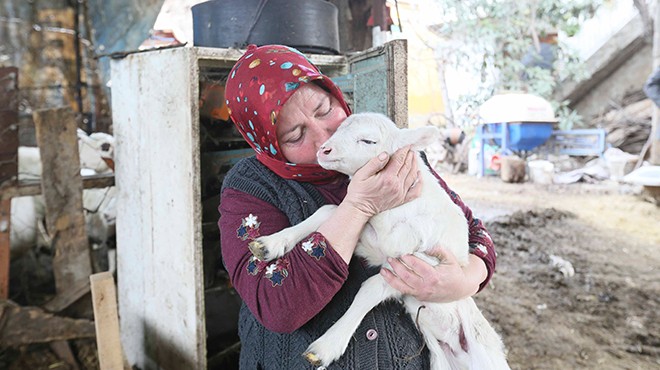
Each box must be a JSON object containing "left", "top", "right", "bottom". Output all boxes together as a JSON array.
[{"left": 359, "top": 139, "right": 377, "bottom": 145}]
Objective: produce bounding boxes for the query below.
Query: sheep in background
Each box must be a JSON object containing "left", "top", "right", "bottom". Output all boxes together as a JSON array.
[
  {"left": 10, "top": 147, "right": 49, "bottom": 257},
  {"left": 15, "top": 130, "right": 114, "bottom": 180},
  {"left": 77, "top": 129, "right": 115, "bottom": 174},
  {"left": 10, "top": 131, "right": 117, "bottom": 264},
  {"left": 249, "top": 113, "right": 509, "bottom": 369}
]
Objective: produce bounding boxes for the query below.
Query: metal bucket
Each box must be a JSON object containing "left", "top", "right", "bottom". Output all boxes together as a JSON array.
[{"left": 192, "top": 0, "right": 340, "bottom": 55}]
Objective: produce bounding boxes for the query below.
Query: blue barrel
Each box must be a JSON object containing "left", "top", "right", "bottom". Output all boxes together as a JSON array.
[{"left": 485, "top": 122, "right": 554, "bottom": 151}]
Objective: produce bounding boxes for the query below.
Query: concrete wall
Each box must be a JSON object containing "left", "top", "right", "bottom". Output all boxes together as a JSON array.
[
  {"left": 574, "top": 43, "right": 652, "bottom": 120},
  {"left": 557, "top": 14, "right": 653, "bottom": 121}
]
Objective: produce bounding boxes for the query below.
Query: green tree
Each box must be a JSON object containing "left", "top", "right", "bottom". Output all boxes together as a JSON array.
[{"left": 432, "top": 0, "right": 603, "bottom": 129}]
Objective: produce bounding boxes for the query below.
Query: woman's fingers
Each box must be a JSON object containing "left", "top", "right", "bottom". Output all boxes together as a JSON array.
[
  {"left": 385, "top": 146, "right": 421, "bottom": 200},
  {"left": 382, "top": 252, "right": 448, "bottom": 299},
  {"left": 382, "top": 256, "right": 428, "bottom": 294},
  {"left": 345, "top": 146, "right": 422, "bottom": 216},
  {"left": 354, "top": 151, "right": 390, "bottom": 179},
  {"left": 395, "top": 147, "right": 415, "bottom": 177},
  {"left": 380, "top": 266, "right": 414, "bottom": 294}
]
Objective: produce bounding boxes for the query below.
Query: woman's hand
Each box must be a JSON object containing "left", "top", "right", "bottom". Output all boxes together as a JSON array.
[
  {"left": 344, "top": 146, "right": 421, "bottom": 218},
  {"left": 318, "top": 147, "right": 420, "bottom": 264},
  {"left": 380, "top": 247, "right": 487, "bottom": 303}
]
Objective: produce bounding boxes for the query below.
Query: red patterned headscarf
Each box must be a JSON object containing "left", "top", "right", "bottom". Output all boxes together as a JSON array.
[{"left": 225, "top": 44, "right": 351, "bottom": 183}]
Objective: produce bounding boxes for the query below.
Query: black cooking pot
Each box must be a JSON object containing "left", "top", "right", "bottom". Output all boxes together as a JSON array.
[{"left": 192, "top": 0, "right": 340, "bottom": 55}]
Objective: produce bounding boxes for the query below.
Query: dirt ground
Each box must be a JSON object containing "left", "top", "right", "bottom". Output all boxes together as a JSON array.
[{"left": 443, "top": 173, "right": 660, "bottom": 370}]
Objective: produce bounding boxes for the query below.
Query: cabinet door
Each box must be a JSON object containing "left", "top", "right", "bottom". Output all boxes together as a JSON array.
[{"left": 331, "top": 39, "right": 408, "bottom": 127}]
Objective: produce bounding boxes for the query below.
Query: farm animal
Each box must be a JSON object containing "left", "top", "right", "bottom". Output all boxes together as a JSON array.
[
  {"left": 10, "top": 130, "right": 117, "bottom": 259},
  {"left": 248, "top": 113, "right": 509, "bottom": 369},
  {"left": 77, "top": 129, "right": 115, "bottom": 173}
]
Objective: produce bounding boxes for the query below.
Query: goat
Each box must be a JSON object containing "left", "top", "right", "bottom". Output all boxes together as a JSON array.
[{"left": 248, "top": 113, "right": 509, "bottom": 369}]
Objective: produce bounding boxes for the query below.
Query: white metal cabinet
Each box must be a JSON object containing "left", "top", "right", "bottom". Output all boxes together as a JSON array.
[{"left": 111, "top": 40, "right": 407, "bottom": 369}]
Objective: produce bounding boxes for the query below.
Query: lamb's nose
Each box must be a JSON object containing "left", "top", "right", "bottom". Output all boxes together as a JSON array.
[{"left": 319, "top": 146, "right": 332, "bottom": 155}]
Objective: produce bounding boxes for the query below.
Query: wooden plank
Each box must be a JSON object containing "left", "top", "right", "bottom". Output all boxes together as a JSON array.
[
  {"left": 0, "top": 67, "right": 19, "bottom": 186},
  {"left": 50, "top": 340, "right": 81, "bottom": 370},
  {"left": 0, "top": 199, "right": 10, "bottom": 299},
  {"left": 43, "top": 279, "right": 91, "bottom": 313},
  {"left": 195, "top": 46, "right": 348, "bottom": 76},
  {"left": 651, "top": 0, "right": 660, "bottom": 165},
  {"left": 33, "top": 108, "right": 92, "bottom": 308},
  {"left": 90, "top": 272, "right": 124, "bottom": 370},
  {"left": 0, "top": 174, "right": 115, "bottom": 200},
  {"left": 386, "top": 39, "right": 409, "bottom": 128},
  {"left": 112, "top": 47, "right": 206, "bottom": 369},
  {"left": 0, "top": 299, "right": 95, "bottom": 347}
]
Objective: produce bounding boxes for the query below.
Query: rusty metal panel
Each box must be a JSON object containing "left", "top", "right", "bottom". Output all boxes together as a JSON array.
[
  {"left": 88, "top": 0, "right": 165, "bottom": 91},
  {"left": 0, "top": 67, "right": 19, "bottom": 186}
]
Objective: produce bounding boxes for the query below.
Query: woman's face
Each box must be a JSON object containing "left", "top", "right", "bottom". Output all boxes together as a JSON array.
[{"left": 276, "top": 83, "right": 348, "bottom": 164}]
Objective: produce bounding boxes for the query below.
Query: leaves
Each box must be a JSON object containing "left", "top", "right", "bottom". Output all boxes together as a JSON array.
[{"left": 430, "top": 0, "right": 602, "bottom": 128}]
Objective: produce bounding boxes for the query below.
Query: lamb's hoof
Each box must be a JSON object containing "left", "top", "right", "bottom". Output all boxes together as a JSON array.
[
  {"left": 304, "top": 351, "right": 322, "bottom": 367},
  {"left": 248, "top": 240, "right": 267, "bottom": 261}
]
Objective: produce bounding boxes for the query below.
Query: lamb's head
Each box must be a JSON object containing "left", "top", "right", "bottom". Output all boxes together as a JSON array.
[
  {"left": 77, "top": 129, "right": 115, "bottom": 173},
  {"left": 317, "top": 112, "right": 441, "bottom": 176}
]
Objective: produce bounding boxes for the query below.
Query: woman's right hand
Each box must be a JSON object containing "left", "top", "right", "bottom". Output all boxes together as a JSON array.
[{"left": 344, "top": 146, "right": 422, "bottom": 218}]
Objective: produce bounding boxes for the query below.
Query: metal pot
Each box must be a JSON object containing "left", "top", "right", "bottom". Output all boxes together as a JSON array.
[{"left": 192, "top": 0, "right": 340, "bottom": 55}]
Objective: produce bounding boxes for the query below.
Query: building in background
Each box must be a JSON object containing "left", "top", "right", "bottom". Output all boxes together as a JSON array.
[{"left": 387, "top": 0, "right": 449, "bottom": 128}]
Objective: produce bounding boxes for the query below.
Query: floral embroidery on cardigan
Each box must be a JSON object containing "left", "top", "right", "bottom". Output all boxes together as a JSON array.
[
  {"left": 301, "top": 232, "right": 327, "bottom": 260},
  {"left": 478, "top": 229, "right": 492, "bottom": 242},
  {"left": 247, "top": 255, "right": 267, "bottom": 275},
  {"left": 237, "top": 213, "right": 291, "bottom": 286},
  {"left": 237, "top": 213, "right": 261, "bottom": 241},
  {"left": 469, "top": 242, "right": 488, "bottom": 257},
  {"left": 265, "top": 258, "right": 290, "bottom": 286}
]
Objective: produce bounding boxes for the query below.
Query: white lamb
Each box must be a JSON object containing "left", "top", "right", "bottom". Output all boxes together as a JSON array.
[
  {"left": 249, "top": 112, "right": 509, "bottom": 369},
  {"left": 10, "top": 132, "right": 117, "bottom": 258}
]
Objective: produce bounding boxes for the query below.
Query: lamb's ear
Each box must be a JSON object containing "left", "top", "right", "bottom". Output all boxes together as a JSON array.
[{"left": 394, "top": 126, "right": 442, "bottom": 150}]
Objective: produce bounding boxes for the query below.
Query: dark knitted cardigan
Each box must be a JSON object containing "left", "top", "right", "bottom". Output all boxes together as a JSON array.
[{"left": 222, "top": 157, "right": 429, "bottom": 370}]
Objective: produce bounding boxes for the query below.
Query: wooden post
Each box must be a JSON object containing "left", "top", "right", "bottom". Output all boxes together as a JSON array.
[
  {"left": 651, "top": 0, "right": 660, "bottom": 165},
  {"left": 0, "top": 199, "right": 10, "bottom": 299},
  {"left": 387, "top": 39, "right": 409, "bottom": 128},
  {"left": 33, "top": 107, "right": 92, "bottom": 311},
  {"left": 90, "top": 272, "right": 125, "bottom": 370}
]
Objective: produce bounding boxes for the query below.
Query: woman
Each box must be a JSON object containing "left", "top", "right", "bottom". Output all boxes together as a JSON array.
[{"left": 219, "top": 44, "right": 495, "bottom": 369}]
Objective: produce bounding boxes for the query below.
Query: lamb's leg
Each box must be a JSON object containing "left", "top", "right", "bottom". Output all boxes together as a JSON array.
[
  {"left": 454, "top": 299, "right": 511, "bottom": 370},
  {"left": 417, "top": 325, "right": 456, "bottom": 370},
  {"left": 304, "top": 273, "right": 400, "bottom": 367},
  {"left": 249, "top": 204, "right": 336, "bottom": 261},
  {"left": 402, "top": 297, "right": 456, "bottom": 370}
]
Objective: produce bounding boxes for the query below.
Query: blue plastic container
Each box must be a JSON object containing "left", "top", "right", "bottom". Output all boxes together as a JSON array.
[{"left": 484, "top": 122, "right": 554, "bottom": 151}]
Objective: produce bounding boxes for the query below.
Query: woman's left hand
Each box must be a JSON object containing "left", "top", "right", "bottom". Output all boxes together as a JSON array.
[{"left": 380, "top": 247, "right": 484, "bottom": 303}]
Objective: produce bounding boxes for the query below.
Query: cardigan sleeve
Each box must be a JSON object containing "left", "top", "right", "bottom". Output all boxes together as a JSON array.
[
  {"left": 218, "top": 188, "right": 349, "bottom": 333},
  {"left": 428, "top": 168, "right": 497, "bottom": 292}
]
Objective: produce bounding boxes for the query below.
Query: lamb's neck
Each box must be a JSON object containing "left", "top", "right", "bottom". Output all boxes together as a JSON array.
[{"left": 416, "top": 155, "right": 442, "bottom": 196}]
